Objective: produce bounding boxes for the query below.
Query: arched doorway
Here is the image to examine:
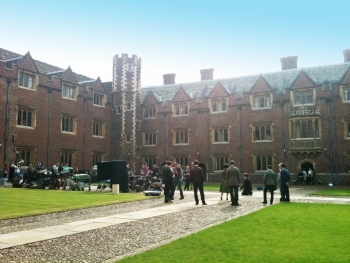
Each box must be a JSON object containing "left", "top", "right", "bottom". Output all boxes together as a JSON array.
[{"left": 299, "top": 161, "right": 314, "bottom": 185}]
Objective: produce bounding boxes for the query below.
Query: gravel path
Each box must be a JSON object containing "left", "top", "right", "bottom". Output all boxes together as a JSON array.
[{"left": 0, "top": 187, "right": 348, "bottom": 263}]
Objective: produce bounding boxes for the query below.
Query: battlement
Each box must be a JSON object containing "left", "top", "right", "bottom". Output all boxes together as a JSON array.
[{"left": 113, "top": 54, "right": 141, "bottom": 64}]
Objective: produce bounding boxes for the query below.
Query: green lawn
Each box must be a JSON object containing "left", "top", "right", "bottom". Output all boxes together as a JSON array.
[
  {"left": 310, "top": 188, "right": 350, "bottom": 197},
  {"left": 118, "top": 203, "right": 350, "bottom": 263},
  {"left": 0, "top": 188, "right": 155, "bottom": 219}
]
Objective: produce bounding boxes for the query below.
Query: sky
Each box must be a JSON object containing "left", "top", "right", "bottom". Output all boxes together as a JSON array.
[{"left": 1, "top": 0, "right": 350, "bottom": 87}]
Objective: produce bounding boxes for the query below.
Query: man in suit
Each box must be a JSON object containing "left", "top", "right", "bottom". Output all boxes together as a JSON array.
[
  {"left": 162, "top": 161, "right": 174, "bottom": 203},
  {"left": 279, "top": 163, "right": 290, "bottom": 202},
  {"left": 190, "top": 160, "right": 207, "bottom": 205},
  {"left": 262, "top": 164, "right": 277, "bottom": 204},
  {"left": 226, "top": 160, "right": 241, "bottom": 206}
]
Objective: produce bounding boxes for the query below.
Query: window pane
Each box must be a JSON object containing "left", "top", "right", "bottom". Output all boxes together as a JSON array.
[
  {"left": 224, "top": 129, "right": 228, "bottom": 141},
  {"left": 28, "top": 112, "right": 32, "bottom": 127},
  {"left": 307, "top": 92, "right": 312, "bottom": 103},
  {"left": 18, "top": 110, "right": 22, "bottom": 125},
  {"left": 265, "top": 96, "right": 270, "bottom": 107},
  {"left": 23, "top": 111, "right": 27, "bottom": 126},
  {"left": 295, "top": 94, "right": 300, "bottom": 105},
  {"left": 307, "top": 120, "right": 313, "bottom": 138},
  {"left": 261, "top": 126, "right": 265, "bottom": 140},
  {"left": 255, "top": 127, "right": 260, "bottom": 140}
]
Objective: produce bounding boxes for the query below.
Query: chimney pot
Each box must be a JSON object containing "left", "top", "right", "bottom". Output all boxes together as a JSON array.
[
  {"left": 280, "top": 56, "right": 298, "bottom": 70},
  {"left": 163, "top": 73, "right": 176, "bottom": 85},
  {"left": 343, "top": 49, "right": 350, "bottom": 63},
  {"left": 200, "top": 68, "right": 214, "bottom": 81}
]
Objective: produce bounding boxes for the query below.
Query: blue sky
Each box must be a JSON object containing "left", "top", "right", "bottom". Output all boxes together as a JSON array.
[{"left": 1, "top": 0, "right": 349, "bottom": 87}]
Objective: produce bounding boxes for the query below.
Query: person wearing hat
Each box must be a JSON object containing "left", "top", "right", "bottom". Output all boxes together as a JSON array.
[{"left": 279, "top": 163, "right": 290, "bottom": 202}]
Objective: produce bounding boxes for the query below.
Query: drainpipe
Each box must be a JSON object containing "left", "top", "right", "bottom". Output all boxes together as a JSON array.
[
  {"left": 331, "top": 86, "right": 339, "bottom": 185},
  {"left": 4, "top": 78, "right": 11, "bottom": 164},
  {"left": 280, "top": 102, "right": 286, "bottom": 164},
  {"left": 237, "top": 105, "right": 243, "bottom": 173},
  {"left": 83, "top": 97, "right": 87, "bottom": 170},
  {"left": 47, "top": 88, "right": 53, "bottom": 166},
  {"left": 326, "top": 98, "right": 334, "bottom": 183},
  {"left": 163, "top": 113, "right": 167, "bottom": 161},
  {"left": 206, "top": 111, "right": 210, "bottom": 181}
]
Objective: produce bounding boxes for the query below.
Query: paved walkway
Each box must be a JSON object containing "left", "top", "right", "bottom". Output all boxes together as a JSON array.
[{"left": 0, "top": 187, "right": 349, "bottom": 250}]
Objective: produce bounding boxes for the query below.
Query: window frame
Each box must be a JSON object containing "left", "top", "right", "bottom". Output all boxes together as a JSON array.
[
  {"left": 340, "top": 85, "right": 350, "bottom": 103},
  {"left": 253, "top": 155, "right": 273, "bottom": 171},
  {"left": 18, "top": 70, "right": 37, "bottom": 91},
  {"left": 252, "top": 94, "right": 272, "bottom": 110},
  {"left": 173, "top": 102, "right": 189, "bottom": 116},
  {"left": 61, "top": 114, "right": 77, "bottom": 134},
  {"left": 144, "top": 158, "right": 156, "bottom": 169},
  {"left": 289, "top": 117, "right": 321, "bottom": 139},
  {"left": 93, "top": 92, "right": 105, "bottom": 107},
  {"left": 60, "top": 150, "right": 74, "bottom": 167},
  {"left": 92, "top": 120, "right": 105, "bottom": 137},
  {"left": 212, "top": 128, "right": 229, "bottom": 143},
  {"left": 144, "top": 105, "right": 157, "bottom": 119},
  {"left": 291, "top": 89, "right": 315, "bottom": 106},
  {"left": 144, "top": 132, "right": 157, "bottom": 146},
  {"left": 210, "top": 98, "right": 228, "bottom": 113},
  {"left": 174, "top": 130, "right": 189, "bottom": 145},
  {"left": 16, "top": 106, "right": 36, "bottom": 129},
  {"left": 62, "top": 84, "right": 77, "bottom": 100},
  {"left": 174, "top": 157, "right": 189, "bottom": 167},
  {"left": 16, "top": 147, "right": 34, "bottom": 166},
  {"left": 213, "top": 156, "right": 229, "bottom": 171},
  {"left": 252, "top": 124, "right": 273, "bottom": 142},
  {"left": 92, "top": 152, "right": 104, "bottom": 166}
]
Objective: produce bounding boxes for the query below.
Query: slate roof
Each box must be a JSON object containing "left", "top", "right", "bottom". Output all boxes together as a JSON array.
[
  {"left": 0, "top": 48, "right": 93, "bottom": 83},
  {"left": 141, "top": 62, "right": 350, "bottom": 103}
]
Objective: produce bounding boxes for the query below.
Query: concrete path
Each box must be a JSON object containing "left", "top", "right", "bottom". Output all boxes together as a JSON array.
[{"left": 0, "top": 187, "right": 349, "bottom": 250}]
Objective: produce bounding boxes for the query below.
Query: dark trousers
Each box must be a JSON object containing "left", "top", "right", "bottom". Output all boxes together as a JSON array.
[
  {"left": 229, "top": 185, "right": 239, "bottom": 204},
  {"left": 164, "top": 182, "right": 174, "bottom": 202},
  {"left": 280, "top": 184, "right": 290, "bottom": 201},
  {"left": 263, "top": 185, "right": 275, "bottom": 203},
  {"left": 193, "top": 182, "right": 205, "bottom": 204},
  {"left": 184, "top": 179, "right": 190, "bottom": 190}
]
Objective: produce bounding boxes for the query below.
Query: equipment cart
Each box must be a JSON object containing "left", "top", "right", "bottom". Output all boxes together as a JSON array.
[{"left": 72, "top": 174, "right": 91, "bottom": 191}]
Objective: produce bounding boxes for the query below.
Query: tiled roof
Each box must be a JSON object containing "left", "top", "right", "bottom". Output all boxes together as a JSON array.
[
  {"left": 141, "top": 62, "right": 350, "bottom": 102},
  {"left": 0, "top": 48, "right": 94, "bottom": 83}
]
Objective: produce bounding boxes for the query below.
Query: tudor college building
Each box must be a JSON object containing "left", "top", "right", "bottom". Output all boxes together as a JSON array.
[{"left": 1, "top": 48, "right": 350, "bottom": 185}]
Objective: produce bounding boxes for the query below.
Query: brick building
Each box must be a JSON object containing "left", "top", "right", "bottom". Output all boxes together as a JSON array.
[{"left": 1, "top": 48, "right": 350, "bottom": 185}]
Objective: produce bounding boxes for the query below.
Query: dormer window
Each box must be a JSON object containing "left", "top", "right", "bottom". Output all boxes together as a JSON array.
[
  {"left": 340, "top": 85, "right": 350, "bottom": 103},
  {"left": 174, "top": 103, "right": 189, "bottom": 116},
  {"left": 251, "top": 94, "right": 271, "bottom": 109},
  {"left": 18, "top": 71, "right": 37, "bottom": 91},
  {"left": 144, "top": 106, "right": 157, "bottom": 119},
  {"left": 93, "top": 92, "right": 105, "bottom": 107},
  {"left": 62, "top": 84, "right": 76, "bottom": 100},
  {"left": 211, "top": 98, "right": 228, "bottom": 113},
  {"left": 291, "top": 89, "right": 315, "bottom": 106}
]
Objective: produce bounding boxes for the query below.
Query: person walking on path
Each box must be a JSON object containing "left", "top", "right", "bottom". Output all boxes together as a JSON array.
[
  {"left": 162, "top": 161, "right": 174, "bottom": 203},
  {"left": 240, "top": 173, "right": 253, "bottom": 196},
  {"left": 220, "top": 163, "right": 229, "bottom": 200},
  {"left": 279, "top": 163, "right": 290, "bottom": 202},
  {"left": 226, "top": 160, "right": 241, "bottom": 206},
  {"left": 190, "top": 160, "right": 207, "bottom": 205},
  {"left": 174, "top": 163, "right": 184, "bottom": 200},
  {"left": 262, "top": 165, "right": 277, "bottom": 204}
]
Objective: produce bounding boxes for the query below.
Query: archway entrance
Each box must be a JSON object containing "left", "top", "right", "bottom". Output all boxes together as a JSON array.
[{"left": 300, "top": 161, "right": 314, "bottom": 185}]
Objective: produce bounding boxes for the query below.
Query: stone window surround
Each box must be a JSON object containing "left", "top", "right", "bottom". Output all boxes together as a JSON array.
[
  {"left": 290, "top": 88, "right": 316, "bottom": 107},
  {"left": 173, "top": 102, "right": 189, "bottom": 116},
  {"left": 340, "top": 85, "right": 350, "bottom": 103},
  {"left": 18, "top": 70, "right": 38, "bottom": 91},
  {"left": 16, "top": 105, "right": 37, "bottom": 129},
  {"left": 93, "top": 92, "right": 106, "bottom": 107},
  {"left": 251, "top": 123, "right": 274, "bottom": 142},
  {"left": 209, "top": 97, "right": 228, "bottom": 113},
  {"left": 250, "top": 93, "right": 272, "bottom": 110},
  {"left": 92, "top": 120, "right": 106, "bottom": 137}
]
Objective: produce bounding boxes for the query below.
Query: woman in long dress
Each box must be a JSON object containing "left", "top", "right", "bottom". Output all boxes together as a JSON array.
[{"left": 219, "top": 163, "right": 229, "bottom": 200}]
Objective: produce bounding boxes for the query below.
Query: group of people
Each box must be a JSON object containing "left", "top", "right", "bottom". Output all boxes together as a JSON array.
[
  {"left": 219, "top": 161, "right": 291, "bottom": 206},
  {"left": 1, "top": 162, "right": 23, "bottom": 187},
  {"left": 298, "top": 168, "right": 314, "bottom": 185},
  {"left": 162, "top": 160, "right": 207, "bottom": 205}
]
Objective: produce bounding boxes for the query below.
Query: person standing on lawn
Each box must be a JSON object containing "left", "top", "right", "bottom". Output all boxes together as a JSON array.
[
  {"left": 226, "top": 160, "right": 241, "bottom": 206},
  {"left": 220, "top": 163, "right": 229, "bottom": 200},
  {"left": 262, "top": 165, "right": 277, "bottom": 204},
  {"left": 190, "top": 160, "right": 207, "bottom": 205},
  {"left": 279, "top": 163, "right": 290, "bottom": 202}
]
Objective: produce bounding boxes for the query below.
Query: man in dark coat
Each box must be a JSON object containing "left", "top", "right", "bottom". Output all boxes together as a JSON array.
[
  {"left": 190, "top": 160, "right": 207, "bottom": 205},
  {"left": 162, "top": 161, "right": 174, "bottom": 203},
  {"left": 240, "top": 173, "right": 253, "bottom": 196},
  {"left": 279, "top": 163, "right": 290, "bottom": 202}
]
